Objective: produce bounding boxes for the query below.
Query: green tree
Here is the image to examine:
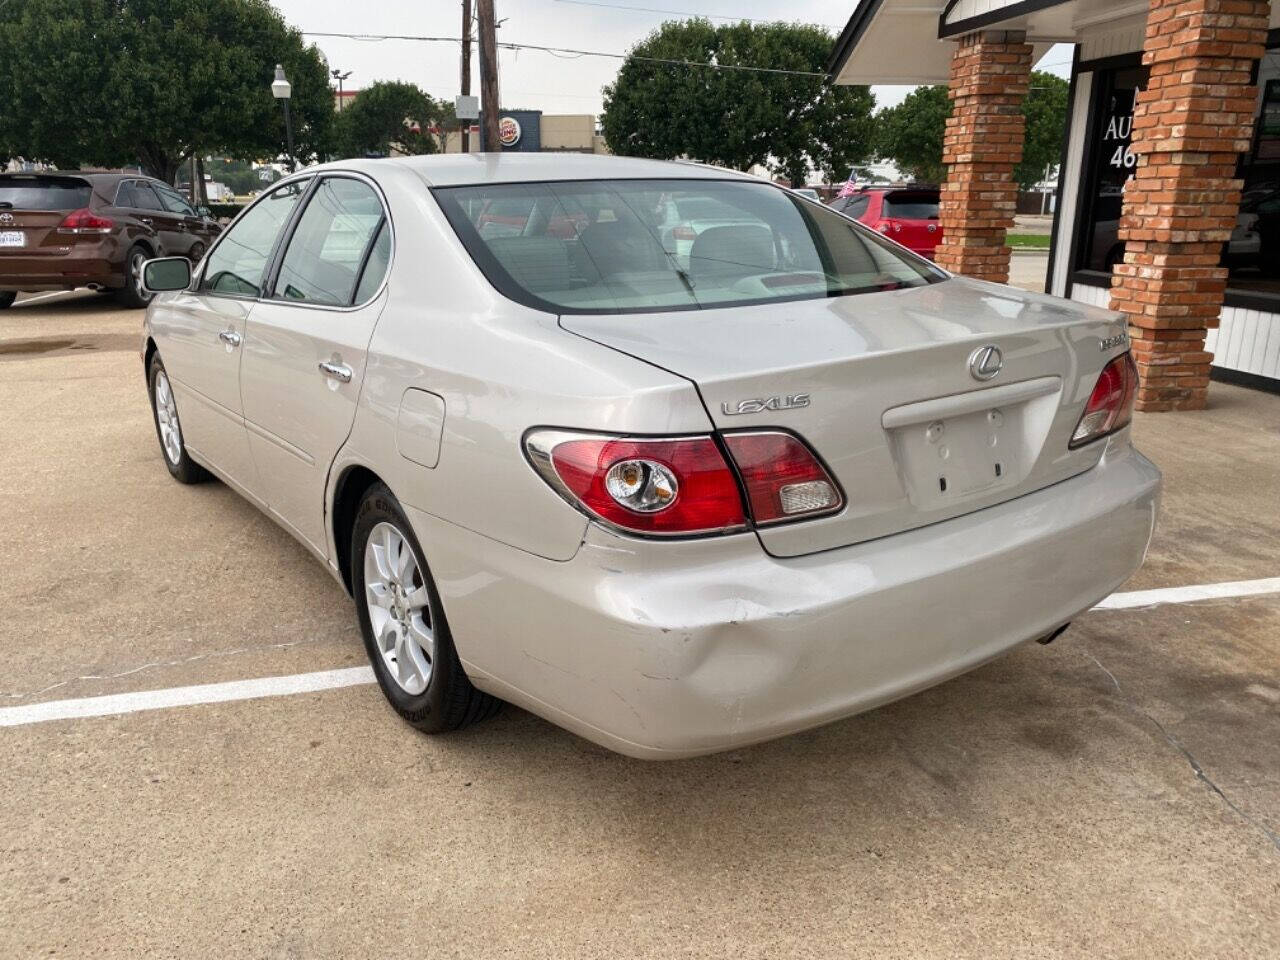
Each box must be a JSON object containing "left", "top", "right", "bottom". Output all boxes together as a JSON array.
[
  {"left": 203, "top": 156, "right": 280, "bottom": 194},
  {"left": 601, "top": 20, "right": 876, "bottom": 185},
  {"left": 871, "top": 72, "right": 1070, "bottom": 188},
  {"left": 870, "top": 85, "right": 950, "bottom": 183},
  {"left": 0, "top": 0, "right": 333, "bottom": 183},
  {"left": 1017, "top": 71, "right": 1069, "bottom": 190},
  {"left": 332, "top": 82, "right": 442, "bottom": 158}
]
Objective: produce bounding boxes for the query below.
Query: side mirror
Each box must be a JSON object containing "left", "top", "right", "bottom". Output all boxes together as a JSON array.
[
  {"left": 197, "top": 205, "right": 212, "bottom": 218},
  {"left": 142, "top": 257, "right": 192, "bottom": 293}
]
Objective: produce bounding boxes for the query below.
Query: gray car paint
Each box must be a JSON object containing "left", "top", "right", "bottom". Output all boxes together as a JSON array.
[{"left": 143, "top": 153, "right": 1160, "bottom": 758}]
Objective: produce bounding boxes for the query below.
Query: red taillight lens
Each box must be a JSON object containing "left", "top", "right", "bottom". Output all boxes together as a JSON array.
[
  {"left": 671, "top": 225, "right": 697, "bottom": 242},
  {"left": 57, "top": 208, "right": 114, "bottom": 234},
  {"left": 1070, "top": 352, "right": 1138, "bottom": 448},
  {"left": 538, "top": 435, "right": 746, "bottom": 535},
  {"left": 722, "top": 431, "right": 843, "bottom": 524}
]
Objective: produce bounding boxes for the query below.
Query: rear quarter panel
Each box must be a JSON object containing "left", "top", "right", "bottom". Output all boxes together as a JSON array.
[{"left": 331, "top": 163, "right": 713, "bottom": 565}]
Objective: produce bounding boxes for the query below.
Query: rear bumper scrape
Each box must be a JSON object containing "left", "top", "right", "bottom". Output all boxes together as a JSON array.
[{"left": 410, "top": 438, "right": 1160, "bottom": 758}]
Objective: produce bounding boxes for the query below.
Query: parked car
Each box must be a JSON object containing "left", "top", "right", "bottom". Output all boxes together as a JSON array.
[
  {"left": 140, "top": 154, "right": 1159, "bottom": 758},
  {"left": 792, "top": 187, "right": 821, "bottom": 202},
  {"left": 830, "top": 185, "right": 943, "bottom": 259},
  {"left": 0, "top": 172, "right": 221, "bottom": 309}
]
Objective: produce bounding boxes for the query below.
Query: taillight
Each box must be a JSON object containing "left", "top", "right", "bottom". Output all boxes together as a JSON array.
[
  {"left": 671, "top": 225, "right": 697, "bottom": 242},
  {"left": 525, "top": 429, "right": 842, "bottom": 537},
  {"left": 722, "top": 431, "right": 843, "bottom": 524},
  {"left": 1070, "top": 352, "right": 1138, "bottom": 448},
  {"left": 877, "top": 222, "right": 892, "bottom": 234},
  {"left": 527, "top": 433, "right": 746, "bottom": 535},
  {"left": 57, "top": 208, "right": 114, "bottom": 235}
]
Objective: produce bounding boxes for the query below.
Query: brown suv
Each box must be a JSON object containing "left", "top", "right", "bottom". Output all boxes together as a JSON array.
[{"left": 0, "top": 172, "right": 222, "bottom": 309}]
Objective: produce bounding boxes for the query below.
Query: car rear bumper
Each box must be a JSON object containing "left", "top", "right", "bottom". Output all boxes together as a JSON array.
[
  {"left": 412, "top": 436, "right": 1160, "bottom": 759},
  {"left": 0, "top": 242, "right": 123, "bottom": 290}
]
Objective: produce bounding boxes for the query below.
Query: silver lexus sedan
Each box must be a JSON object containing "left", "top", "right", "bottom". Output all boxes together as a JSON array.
[{"left": 140, "top": 154, "right": 1160, "bottom": 758}]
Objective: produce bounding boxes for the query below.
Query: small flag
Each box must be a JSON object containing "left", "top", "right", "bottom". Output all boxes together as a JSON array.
[{"left": 836, "top": 170, "right": 859, "bottom": 199}]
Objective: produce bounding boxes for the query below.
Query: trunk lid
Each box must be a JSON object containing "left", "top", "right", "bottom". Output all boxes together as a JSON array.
[{"left": 560, "top": 276, "right": 1128, "bottom": 557}]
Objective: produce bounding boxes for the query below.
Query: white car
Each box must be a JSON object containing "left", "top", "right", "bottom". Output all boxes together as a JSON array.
[{"left": 140, "top": 154, "right": 1160, "bottom": 758}]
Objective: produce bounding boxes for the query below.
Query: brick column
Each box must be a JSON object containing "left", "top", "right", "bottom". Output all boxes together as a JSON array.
[
  {"left": 1109, "top": 0, "right": 1268, "bottom": 411},
  {"left": 936, "top": 30, "right": 1033, "bottom": 283}
]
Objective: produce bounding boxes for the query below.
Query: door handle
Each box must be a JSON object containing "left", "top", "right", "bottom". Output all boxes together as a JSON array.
[
  {"left": 140, "top": 217, "right": 153, "bottom": 226},
  {"left": 218, "top": 329, "right": 242, "bottom": 347},
  {"left": 318, "top": 360, "right": 352, "bottom": 383}
]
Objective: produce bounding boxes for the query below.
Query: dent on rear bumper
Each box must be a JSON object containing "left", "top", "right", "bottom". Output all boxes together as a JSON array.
[{"left": 410, "top": 439, "right": 1160, "bottom": 759}]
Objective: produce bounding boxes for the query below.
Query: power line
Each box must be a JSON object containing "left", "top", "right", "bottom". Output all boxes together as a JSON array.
[
  {"left": 551, "top": 0, "right": 839, "bottom": 28},
  {"left": 302, "top": 30, "right": 829, "bottom": 78}
]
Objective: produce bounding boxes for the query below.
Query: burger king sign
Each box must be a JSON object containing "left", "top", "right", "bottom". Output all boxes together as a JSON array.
[{"left": 498, "top": 116, "right": 522, "bottom": 148}]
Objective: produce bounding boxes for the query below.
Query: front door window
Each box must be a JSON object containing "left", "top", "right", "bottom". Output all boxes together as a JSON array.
[{"left": 199, "top": 180, "right": 308, "bottom": 297}]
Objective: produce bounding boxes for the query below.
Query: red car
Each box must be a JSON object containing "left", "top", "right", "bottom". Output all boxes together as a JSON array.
[{"left": 830, "top": 186, "right": 943, "bottom": 260}]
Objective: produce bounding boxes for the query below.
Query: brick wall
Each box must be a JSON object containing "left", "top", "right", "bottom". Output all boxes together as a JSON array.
[
  {"left": 1109, "top": 0, "right": 1269, "bottom": 411},
  {"left": 936, "top": 31, "right": 1033, "bottom": 283}
]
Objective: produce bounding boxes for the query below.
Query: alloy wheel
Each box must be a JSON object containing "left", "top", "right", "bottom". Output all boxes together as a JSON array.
[
  {"left": 363, "top": 521, "right": 434, "bottom": 695},
  {"left": 131, "top": 251, "right": 151, "bottom": 302},
  {"left": 153, "top": 370, "right": 183, "bottom": 465}
]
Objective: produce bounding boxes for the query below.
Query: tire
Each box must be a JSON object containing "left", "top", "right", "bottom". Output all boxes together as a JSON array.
[
  {"left": 116, "top": 244, "right": 155, "bottom": 309},
  {"left": 0, "top": 291, "right": 16, "bottom": 309},
  {"left": 352, "top": 483, "right": 500, "bottom": 733},
  {"left": 147, "top": 354, "right": 209, "bottom": 484}
]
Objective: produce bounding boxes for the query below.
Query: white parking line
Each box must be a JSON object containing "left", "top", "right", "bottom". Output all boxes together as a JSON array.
[
  {"left": 15, "top": 290, "right": 79, "bottom": 305},
  {"left": 0, "top": 666, "right": 374, "bottom": 728},
  {"left": 1092, "top": 576, "right": 1280, "bottom": 611},
  {"left": 1, "top": 577, "right": 1278, "bottom": 729}
]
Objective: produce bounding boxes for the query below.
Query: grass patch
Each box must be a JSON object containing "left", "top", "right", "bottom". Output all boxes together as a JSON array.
[{"left": 1008, "top": 233, "right": 1051, "bottom": 249}]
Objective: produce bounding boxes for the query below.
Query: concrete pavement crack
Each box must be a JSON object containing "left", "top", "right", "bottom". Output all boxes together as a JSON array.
[{"left": 1083, "top": 647, "right": 1280, "bottom": 854}]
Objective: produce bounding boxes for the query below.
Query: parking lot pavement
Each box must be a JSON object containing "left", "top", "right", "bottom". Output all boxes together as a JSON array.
[{"left": 2, "top": 294, "right": 1278, "bottom": 958}]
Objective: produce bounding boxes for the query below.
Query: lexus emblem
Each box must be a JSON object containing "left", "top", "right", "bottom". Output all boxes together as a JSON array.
[
  {"left": 968, "top": 344, "right": 1003, "bottom": 381},
  {"left": 0, "top": 213, "right": 13, "bottom": 224}
]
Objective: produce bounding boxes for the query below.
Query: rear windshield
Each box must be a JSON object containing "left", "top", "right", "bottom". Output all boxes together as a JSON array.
[
  {"left": 434, "top": 178, "right": 945, "bottom": 315},
  {"left": 883, "top": 192, "right": 939, "bottom": 220},
  {"left": 0, "top": 177, "right": 92, "bottom": 211}
]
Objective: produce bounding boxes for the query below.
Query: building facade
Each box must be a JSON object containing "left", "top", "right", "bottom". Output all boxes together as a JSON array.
[{"left": 828, "top": 0, "right": 1280, "bottom": 404}]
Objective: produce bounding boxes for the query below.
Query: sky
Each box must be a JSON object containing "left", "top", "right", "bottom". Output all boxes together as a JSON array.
[{"left": 274, "top": 0, "right": 1074, "bottom": 117}]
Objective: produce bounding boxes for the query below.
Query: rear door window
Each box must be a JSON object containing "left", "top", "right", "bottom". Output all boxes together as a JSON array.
[
  {"left": 154, "top": 184, "right": 196, "bottom": 216},
  {"left": 129, "top": 182, "right": 166, "bottom": 211},
  {"left": 0, "top": 177, "right": 91, "bottom": 211},
  {"left": 836, "top": 195, "right": 871, "bottom": 219},
  {"left": 199, "top": 179, "right": 308, "bottom": 297},
  {"left": 271, "top": 177, "right": 387, "bottom": 306},
  {"left": 883, "top": 192, "right": 940, "bottom": 220}
]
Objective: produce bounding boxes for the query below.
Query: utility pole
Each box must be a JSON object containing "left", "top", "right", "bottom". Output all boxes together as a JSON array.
[
  {"left": 461, "top": 0, "right": 472, "bottom": 153},
  {"left": 477, "top": 0, "right": 500, "bottom": 150}
]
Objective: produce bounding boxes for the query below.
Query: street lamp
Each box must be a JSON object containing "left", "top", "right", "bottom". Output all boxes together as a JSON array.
[
  {"left": 331, "top": 68, "right": 352, "bottom": 111},
  {"left": 271, "top": 63, "right": 295, "bottom": 172}
]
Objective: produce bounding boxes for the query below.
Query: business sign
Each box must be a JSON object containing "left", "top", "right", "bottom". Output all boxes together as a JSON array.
[{"left": 499, "top": 116, "right": 522, "bottom": 147}]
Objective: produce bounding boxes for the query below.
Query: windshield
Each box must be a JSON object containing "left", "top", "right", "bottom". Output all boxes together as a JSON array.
[{"left": 434, "top": 178, "right": 945, "bottom": 314}]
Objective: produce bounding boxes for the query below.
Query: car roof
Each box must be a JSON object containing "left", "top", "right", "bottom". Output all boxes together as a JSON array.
[
  {"left": 0, "top": 171, "right": 137, "bottom": 184},
  {"left": 310, "top": 153, "right": 761, "bottom": 188}
]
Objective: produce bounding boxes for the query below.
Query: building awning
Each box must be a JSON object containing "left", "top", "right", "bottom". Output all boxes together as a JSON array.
[{"left": 826, "top": 0, "right": 1152, "bottom": 85}]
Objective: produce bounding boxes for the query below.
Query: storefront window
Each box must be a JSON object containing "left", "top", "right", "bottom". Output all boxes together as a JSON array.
[
  {"left": 1074, "top": 65, "right": 1146, "bottom": 276},
  {"left": 1226, "top": 45, "right": 1280, "bottom": 299}
]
